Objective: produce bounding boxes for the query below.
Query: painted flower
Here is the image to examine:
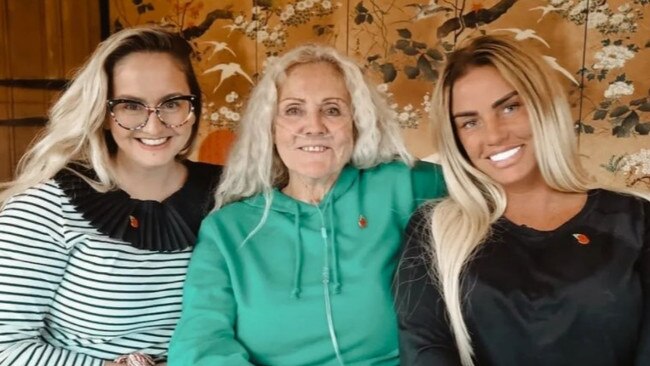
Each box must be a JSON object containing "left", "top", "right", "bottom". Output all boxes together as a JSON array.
[
  {"left": 280, "top": 11, "right": 292, "bottom": 21},
  {"left": 421, "top": 93, "right": 431, "bottom": 113},
  {"left": 321, "top": 0, "right": 332, "bottom": 10},
  {"left": 210, "top": 112, "right": 219, "bottom": 121},
  {"left": 219, "top": 106, "right": 230, "bottom": 115},
  {"left": 257, "top": 30, "right": 269, "bottom": 42},
  {"left": 617, "top": 3, "right": 631, "bottom": 12},
  {"left": 296, "top": 1, "right": 307, "bottom": 11},
  {"left": 609, "top": 13, "right": 625, "bottom": 25},
  {"left": 230, "top": 112, "right": 241, "bottom": 122},
  {"left": 225, "top": 91, "right": 239, "bottom": 103},
  {"left": 604, "top": 81, "right": 634, "bottom": 99},
  {"left": 245, "top": 20, "right": 258, "bottom": 35},
  {"left": 587, "top": 12, "right": 608, "bottom": 28},
  {"left": 592, "top": 45, "right": 635, "bottom": 70},
  {"left": 620, "top": 149, "right": 650, "bottom": 180},
  {"left": 234, "top": 15, "right": 245, "bottom": 25},
  {"left": 398, "top": 112, "right": 410, "bottom": 123},
  {"left": 262, "top": 56, "right": 279, "bottom": 71},
  {"left": 569, "top": 0, "right": 587, "bottom": 17}
]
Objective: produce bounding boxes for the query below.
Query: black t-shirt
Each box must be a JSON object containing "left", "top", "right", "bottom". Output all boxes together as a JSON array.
[{"left": 396, "top": 189, "right": 650, "bottom": 366}]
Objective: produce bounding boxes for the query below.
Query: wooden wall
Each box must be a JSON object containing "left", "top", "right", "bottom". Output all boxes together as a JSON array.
[{"left": 0, "top": 0, "right": 101, "bottom": 182}]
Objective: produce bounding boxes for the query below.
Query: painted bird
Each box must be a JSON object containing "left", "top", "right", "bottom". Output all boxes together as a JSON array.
[
  {"left": 204, "top": 62, "right": 254, "bottom": 92},
  {"left": 491, "top": 28, "right": 551, "bottom": 48},
  {"left": 202, "top": 41, "right": 236, "bottom": 59},
  {"left": 542, "top": 56, "right": 580, "bottom": 86},
  {"left": 529, "top": 5, "right": 561, "bottom": 22}
]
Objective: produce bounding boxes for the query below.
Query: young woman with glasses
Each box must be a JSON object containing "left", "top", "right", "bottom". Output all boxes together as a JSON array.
[{"left": 0, "top": 26, "right": 221, "bottom": 366}]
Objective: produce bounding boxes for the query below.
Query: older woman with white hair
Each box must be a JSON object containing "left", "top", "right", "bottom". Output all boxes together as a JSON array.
[{"left": 168, "top": 44, "right": 446, "bottom": 365}]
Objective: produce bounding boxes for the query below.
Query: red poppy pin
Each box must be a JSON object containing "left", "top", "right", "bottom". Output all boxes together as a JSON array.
[
  {"left": 573, "top": 233, "right": 590, "bottom": 245},
  {"left": 129, "top": 215, "right": 139, "bottom": 229},
  {"left": 358, "top": 215, "right": 368, "bottom": 229}
]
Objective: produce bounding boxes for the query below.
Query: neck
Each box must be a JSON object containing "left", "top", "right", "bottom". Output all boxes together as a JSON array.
[
  {"left": 504, "top": 183, "right": 587, "bottom": 231},
  {"left": 111, "top": 157, "right": 187, "bottom": 201},
  {"left": 282, "top": 174, "right": 339, "bottom": 204}
]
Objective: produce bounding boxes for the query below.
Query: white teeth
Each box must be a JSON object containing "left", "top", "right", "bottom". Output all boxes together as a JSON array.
[
  {"left": 139, "top": 137, "right": 168, "bottom": 146},
  {"left": 300, "top": 146, "right": 326, "bottom": 152},
  {"left": 489, "top": 146, "right": 521, "bottom": 162}
]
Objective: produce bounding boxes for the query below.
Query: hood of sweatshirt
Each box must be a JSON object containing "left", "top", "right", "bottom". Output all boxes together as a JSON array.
[{"left": 243, "top": 164, "right": 359, "bottom": 299}]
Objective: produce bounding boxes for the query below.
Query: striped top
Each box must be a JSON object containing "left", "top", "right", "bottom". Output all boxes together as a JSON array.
[{"left": 0, "top": 180, "right": 196, "bottom": 366}]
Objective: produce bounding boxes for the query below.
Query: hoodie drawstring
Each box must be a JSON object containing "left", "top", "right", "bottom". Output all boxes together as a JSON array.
[
  {"left": 327, "top": 202, "right": 341, "bottom": 294},
  {"left": 290, "top": 204, "right": 303, "bottom": 299}
]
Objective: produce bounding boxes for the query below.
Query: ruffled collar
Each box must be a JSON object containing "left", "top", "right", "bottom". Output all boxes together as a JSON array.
[{"left": 55, "top": 161, "right": 221, "bottom": 252}]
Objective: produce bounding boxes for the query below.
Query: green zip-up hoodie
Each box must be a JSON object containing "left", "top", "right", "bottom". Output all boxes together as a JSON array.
[{"left": 169, "top": 161, "right": 446, "bottom": 366}]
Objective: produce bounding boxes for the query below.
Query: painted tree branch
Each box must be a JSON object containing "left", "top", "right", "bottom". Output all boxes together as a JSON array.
[
  {"left": 437, "top": 0, "right": 516, "bottom": 39},
  {"left": 182, "top": 9, "right": 234, "bottom": 40}
]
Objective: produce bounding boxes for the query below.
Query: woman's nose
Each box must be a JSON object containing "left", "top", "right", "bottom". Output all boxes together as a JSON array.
[
  {"left": 302, "top": 111, "right": 327, "bottom": 135},
  {"left": 141, "top": 109, "right": 167, "bottom": 134}
]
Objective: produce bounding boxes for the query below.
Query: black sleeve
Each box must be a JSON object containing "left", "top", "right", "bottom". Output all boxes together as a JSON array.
[
  {"left": 395, "top": 207, "right": 462, "bottom": 366},
  {"left": 635, "top": 198, "right": 650, "bottom": 365}
]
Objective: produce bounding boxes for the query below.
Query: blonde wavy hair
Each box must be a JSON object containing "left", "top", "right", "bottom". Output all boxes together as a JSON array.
[
  {"left": 0, "top": 25, "right": 202, "bottom": 207},
  {"left": 426, "top": 35, "right": 595, "bottom": 366},
  {"left": 214, "top": 43, "right": 413, "bottom": 210}
]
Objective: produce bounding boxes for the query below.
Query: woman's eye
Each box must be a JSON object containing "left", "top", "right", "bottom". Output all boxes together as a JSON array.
[
  {"left": 284, "top": 107, "right": 302, "bottom": 116},
  {"left": 459, "top": 119, "right": 478, "bottom": 129},
  {"left": 161, "top": 100, "right": 180, "bottom": 110},
  {"left": 122, "top": 102, "right": 143, "bottom": 111},
  {"left": 503, "top": 102, "right": 521, "bottom": 114},
  {"left": 323, "top": 106, "right": 341, "bottom": 116}
]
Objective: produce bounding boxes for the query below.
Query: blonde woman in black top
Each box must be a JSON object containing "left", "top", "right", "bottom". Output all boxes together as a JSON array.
[{"left": 396, "top": 35, "right": 650, "bottom": 366}]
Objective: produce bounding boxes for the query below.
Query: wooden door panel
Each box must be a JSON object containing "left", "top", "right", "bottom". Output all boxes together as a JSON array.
[{"left": 0, "top": 0, "right": 99, "bottom": 183}]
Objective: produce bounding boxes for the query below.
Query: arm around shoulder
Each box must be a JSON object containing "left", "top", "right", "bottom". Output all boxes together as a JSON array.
[{"left": 411, "top": 161, "right": 447, "bottom": 202}]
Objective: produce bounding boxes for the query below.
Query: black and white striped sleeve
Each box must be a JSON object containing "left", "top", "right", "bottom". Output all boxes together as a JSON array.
[{"left": 0, "top": 183, "right": 103, "bottom": 366}]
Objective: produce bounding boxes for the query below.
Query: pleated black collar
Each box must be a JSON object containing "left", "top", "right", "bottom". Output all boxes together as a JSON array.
[{"left": 55, "top": 161, "right": 222, "bottom": 252}]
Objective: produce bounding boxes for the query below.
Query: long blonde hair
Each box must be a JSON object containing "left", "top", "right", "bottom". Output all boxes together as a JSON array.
[
  {"left": 214, "top": 43, "right": 413, "bottom": 209},
  {"left": 427, "top": 35, "right": 594, "bottom": 365},
  {"left": 0, "top": 26, "right": 202, "bottom": 207}
]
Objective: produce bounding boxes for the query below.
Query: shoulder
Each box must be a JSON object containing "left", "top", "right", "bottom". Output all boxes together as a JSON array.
[
  {"left": 410, "top": 160, "right": 446, "bottom": 191},
  {"left": 204, "top": 194, "right": 265, "bottom": 223},
  {"left": 365, "top": 160, "right": 443, "bottom": 179},
  {"left": 0, "top": 180, "right": 70, "bottom": 240},
  {"left": 360, "top": 161, "right": 446, "bottom": 199},
  {"left": 3, "top": 180, "right": 67, "bottom": 211},
  {"left": 590, "top": 188, "right": 649, "bottom": 213}
]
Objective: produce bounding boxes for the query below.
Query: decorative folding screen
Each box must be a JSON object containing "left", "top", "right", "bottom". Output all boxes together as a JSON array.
[{"left": 111, "top": 0, "right": 650, "bottom": 190}]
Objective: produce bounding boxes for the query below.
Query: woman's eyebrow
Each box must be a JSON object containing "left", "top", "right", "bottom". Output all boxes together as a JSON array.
[{"left": 491, "top": 91, "right": 518, "bottom": 109}]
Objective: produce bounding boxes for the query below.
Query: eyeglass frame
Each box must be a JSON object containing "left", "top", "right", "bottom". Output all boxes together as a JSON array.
[{"left": 106, "top": 94, "right": 197, "bottom": 131}]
